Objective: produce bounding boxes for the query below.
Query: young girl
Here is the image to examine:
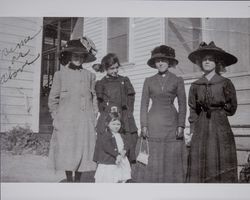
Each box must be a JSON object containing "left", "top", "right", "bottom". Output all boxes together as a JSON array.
[
  {"left": 94, "top": 107, "right": 132, "bottom": 183},
  {"left": 93, "top": 53, "right": 138, "bottom": 164},
  {"left": 48, "top": 37, "right": 98, "bottom": 182}
]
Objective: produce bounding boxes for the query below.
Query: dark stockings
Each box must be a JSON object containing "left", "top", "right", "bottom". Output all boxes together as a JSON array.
[
  {"left": 65, "top": 171, "right": 82, "bottom": 182},
  {"left": 65, "top": 171, "right": 73, "bottom": 182},
  {"left": 74, "top": 171, "right": 82, "bottom": 182}
]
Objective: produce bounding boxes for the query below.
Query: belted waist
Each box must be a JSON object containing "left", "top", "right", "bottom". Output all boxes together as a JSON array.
[
  {"left": 200, "top": 104, "right": 224, "bottom": 118},
  {"left": 201, "top": 106, "right": 223, "bottom": 111}
]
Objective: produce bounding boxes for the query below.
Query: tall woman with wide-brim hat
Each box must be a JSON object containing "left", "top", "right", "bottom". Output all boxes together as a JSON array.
[
  {"left": 186, "top": 41, "right": 238, "bottom": 183},
  {"left": 136, "top": 45, "right": 187, "bottom": 183},
  {"left": 48, "top": 37, "right": 98, "bottom": 182}
]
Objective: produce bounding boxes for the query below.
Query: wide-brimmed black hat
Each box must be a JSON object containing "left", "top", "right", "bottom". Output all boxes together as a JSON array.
[
  {"left": 188, "top": 41, "right": 238, "bottom": 67},
  {"left": 60, "top": 36, "right": 97, "bottom": 64},
  {"left": 147, "top": 45, "right": 178, "bottom": 68}
]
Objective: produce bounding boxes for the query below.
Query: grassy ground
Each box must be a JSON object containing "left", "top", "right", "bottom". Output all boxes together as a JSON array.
[
  {"left": 1, "top": 151, "right": 65, "bottom": 182},
  {"left": 1, "top": 151, "right": 96, "bottom": 183}
]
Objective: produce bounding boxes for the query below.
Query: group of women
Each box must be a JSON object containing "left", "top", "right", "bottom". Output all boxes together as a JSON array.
[{"left": 47, "top": 36, "right": 238, "bottom": 183}]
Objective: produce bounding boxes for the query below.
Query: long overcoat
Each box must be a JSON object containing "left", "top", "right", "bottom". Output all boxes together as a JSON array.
[
  {"left": 48, "top": 66, "right": 98, "bottom": 172},
  {"left": 186, "top": 74, "right": 238, "bottom": 183}
]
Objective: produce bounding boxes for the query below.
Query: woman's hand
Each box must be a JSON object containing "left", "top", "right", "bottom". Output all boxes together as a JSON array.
[
  {"left": 184, "top": 132, "right": 193, "bottom": 147},
  {"left": 115, "top": 154, "right": 122, "bottom": 165},
  {"left": 141, "top": 127, "right": 149, "bottom": 139},
  {"left": 51, "top": 111, "right": 57, "bottom": 120},
  {"left": 176, "top": 127, "right": 184, "bottom": 140},
  {"left": 120, "top": 149, "right": 127, "bottom": 158}
]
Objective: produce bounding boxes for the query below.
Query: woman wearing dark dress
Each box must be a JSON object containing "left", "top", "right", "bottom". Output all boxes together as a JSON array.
[
  {"left": 186, "top": 41, "right": 238, "bottom": 183},
  {"left": 136, "top": 45, "right": 187, "bottom": 183},
  {"left": 92, "top": 53, "right": 138, "bottom": 164}
]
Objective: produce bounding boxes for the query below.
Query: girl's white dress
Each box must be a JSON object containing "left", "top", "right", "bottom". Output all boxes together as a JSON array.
[{"left": 94, "top": 132, "right": 131, "bottom": 183}]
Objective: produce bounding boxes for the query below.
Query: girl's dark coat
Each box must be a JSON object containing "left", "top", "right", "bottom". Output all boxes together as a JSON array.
[{"left": 93, "top": 130, "right": 130, "bottom": 165}]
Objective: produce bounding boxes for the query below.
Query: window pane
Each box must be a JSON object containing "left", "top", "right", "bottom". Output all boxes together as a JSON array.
[
  {"left": 202, "top": 18, "right": 250, "bottom": 74},
  {"left": 108, "top": 35, "right": 128, "bottom": 63},
  {"left": 107, "top": 18, "right": 129, "bottom": 63},
  {"left": 166, "top": 18, "right": 202, "bottom": 75}
]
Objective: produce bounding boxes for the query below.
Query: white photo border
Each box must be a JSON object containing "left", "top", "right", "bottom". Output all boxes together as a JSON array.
[{"left": 1, "top": 1, "right": 250, "bottom": 200}]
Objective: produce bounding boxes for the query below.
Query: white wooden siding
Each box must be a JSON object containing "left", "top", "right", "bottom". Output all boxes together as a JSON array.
[
  {"left": 0, "top": 17, "right": 43, "bottom": 132},
  {"left": 83, "top": 18, "right": 107, "bottom": 62},
  {"left": 83, "top": 17, "right": 107, "bottom": 81}
]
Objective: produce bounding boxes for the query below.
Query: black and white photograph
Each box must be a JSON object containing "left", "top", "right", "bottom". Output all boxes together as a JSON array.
[{"left": 1, "top": 0, "right": 250, "bottom": 200}]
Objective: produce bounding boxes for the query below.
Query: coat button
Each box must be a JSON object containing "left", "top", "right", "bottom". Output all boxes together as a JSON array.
[{"left": 114, "top": 148, "right": 117, "bottom": 151}]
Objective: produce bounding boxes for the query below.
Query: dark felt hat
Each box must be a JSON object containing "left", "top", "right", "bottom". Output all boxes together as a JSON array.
[
  {"left": 60, "top": 36, "right": 97, "bottom": 63},
  {"left": 147, "top": 45, "right": 178, "bottom": 68},
  {"left": 188, "top": 41, "right": 238, "bottom": 67}
]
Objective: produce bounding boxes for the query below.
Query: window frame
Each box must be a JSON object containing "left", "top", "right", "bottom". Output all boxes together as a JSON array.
[
  {"left": 106, "top": 17, "right": 130, "bottom": 64},
  {"left": 164, "top": 18, "right": 203, "bottom": 79}
]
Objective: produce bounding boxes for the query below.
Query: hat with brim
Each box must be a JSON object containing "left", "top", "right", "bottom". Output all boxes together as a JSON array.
[
  {"left": 60, "top": 37, "right": 97, "bottom": 63},
  {"left": 188, "top": 41, "right": 238, "bottom": 67},
  {"left": 147, "top": 45, "right": 178, "bottom": 68}
]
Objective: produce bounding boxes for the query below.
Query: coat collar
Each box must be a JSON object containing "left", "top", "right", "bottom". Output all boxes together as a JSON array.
[
  {"left": 193, "top": 73, "right": 226, "bottom": 85},
  {"left": 153, "top": 70, "right": 173, "bottom": 78},
  {"left": 103, "top": 74, "right": 125, "bottom": 82}
]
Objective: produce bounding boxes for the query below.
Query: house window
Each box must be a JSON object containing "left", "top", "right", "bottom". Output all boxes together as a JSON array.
[
  {"left": 165, "top": 18, "right": 202, "bottom": 76},
  {"left": 202, "top": 18, "right": 250, "bottom": 74},
  {"left": 107, "top": 18, "right": 129, "bottom": 63}
]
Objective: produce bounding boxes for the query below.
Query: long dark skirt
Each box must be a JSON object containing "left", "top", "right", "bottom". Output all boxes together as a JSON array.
[
  {"left": 133, "top": 137, "right": 186, "bottom": 183},
  {"left": 186, "top": 111, "right": 238, "bottom": 183}
]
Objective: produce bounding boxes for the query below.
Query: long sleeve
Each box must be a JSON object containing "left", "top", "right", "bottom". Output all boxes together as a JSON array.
[
  {"left": 177, "top": 77, "right": 187, "bottom": 128},
  {"left": 125, "top": 77, "right": 136, "bottom": 114},
  {"left": 90, "top": 73, "right": 98, "bottom": 115},
  {"left": 48, "top": 71, "right": 61, "bottom": 119},
  {"left": 188, "top": 84, "right": 199, "bottom": 133},
  {"left": 223, "top": 79, "right": 237, "bottom": 116},
  {"left": 140, "top": 78, "right": 150, "bottom": 128},
  {"left": 95, "top": 80, "right": 106, "bottom": 112}
]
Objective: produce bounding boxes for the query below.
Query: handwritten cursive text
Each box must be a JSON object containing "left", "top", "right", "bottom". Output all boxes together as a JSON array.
[{"left": 0, "top": 53, "right": 40, "bottom": 84}]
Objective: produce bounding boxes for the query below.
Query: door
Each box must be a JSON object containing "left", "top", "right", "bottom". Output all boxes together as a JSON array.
[{"left": 39, "top": 17, "right": 81, "bottom": 134}]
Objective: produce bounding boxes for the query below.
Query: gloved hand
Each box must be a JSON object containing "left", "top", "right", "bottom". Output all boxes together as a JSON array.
[
  {"left": 115, "top": 154, "right": 122, "bottom": 165},
  {"left": 176, "top": 126, "right": 184, "bottom": 140},
  {"left": 120, "top": 149, "right": 127, "bottom": 158},
  {"left": 184, "top": 132, "right": 193, "bottom": 147},
  {"left": 141, "top": 127, "right": 149, "bottom": 139}
]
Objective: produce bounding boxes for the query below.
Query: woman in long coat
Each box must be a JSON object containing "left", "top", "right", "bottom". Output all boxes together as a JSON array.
[
  {"left": 136, "top": 45, "right": 187, "bottom": 183},
  {"left": 186, "top": 41, "right": 238, "bottom": 183},
  {"left": 48, "top": 37, "right": 98, "bottom": 182},
  {"left": 92, "top": 53, "right": 138, "bottom": 164}
]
